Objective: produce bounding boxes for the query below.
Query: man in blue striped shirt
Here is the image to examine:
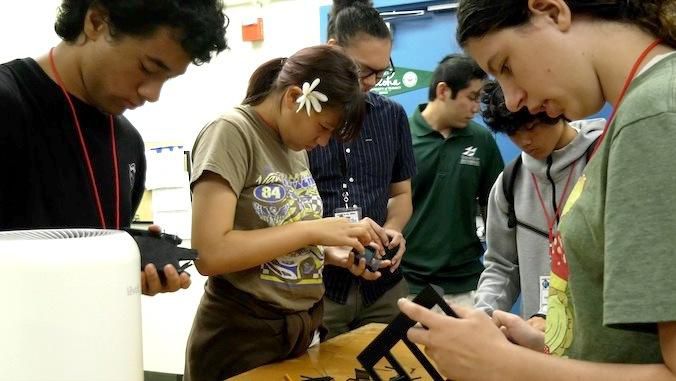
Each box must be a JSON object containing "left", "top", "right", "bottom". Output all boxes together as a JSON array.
[{"left": 308, "top": 0, "right": 416, "bottom": 339}]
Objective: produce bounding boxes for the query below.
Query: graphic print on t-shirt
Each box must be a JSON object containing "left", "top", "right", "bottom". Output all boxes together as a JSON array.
[
  {"left": 252, "top": 168, "right": 324, "bottom": 285},
  {"left": 545, "top": 174, "right": 586, "bottom": 356}
]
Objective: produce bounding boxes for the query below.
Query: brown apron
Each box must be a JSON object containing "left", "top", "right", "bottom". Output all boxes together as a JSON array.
[{"left": 184, "top": 277, "right": 324, "bottom": 381}]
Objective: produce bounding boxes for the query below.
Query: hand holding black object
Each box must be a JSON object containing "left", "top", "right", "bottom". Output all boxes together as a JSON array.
[
  {"left": 123, "top": 228, "right": 198, "bottom": 284},
  {"left": 351, "top": 245, "right": 399, "bottom": 272}
]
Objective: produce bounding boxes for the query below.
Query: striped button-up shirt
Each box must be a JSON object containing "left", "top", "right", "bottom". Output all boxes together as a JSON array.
[{"left": 308, "top": 92, "right": 416, "bottom": 305}]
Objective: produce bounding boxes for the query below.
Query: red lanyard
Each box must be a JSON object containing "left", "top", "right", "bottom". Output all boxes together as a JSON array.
[
  {"left": 49, "top": 48, "right": 120, "bottom": 229},
  {"left": 591, "top": 39, "right": 663, "bottom": 157},
  {"left": 531, "top": 161, "right": 577, "bottom": 241}
]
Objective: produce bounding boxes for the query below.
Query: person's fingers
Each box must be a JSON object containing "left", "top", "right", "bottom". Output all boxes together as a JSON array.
[
  {"left": 445, "top": 303, "right": 474, "bottom": 319},
  {"left": 162, "top": 264, "right": 181, "bottom": 292},
  {"left": 359, "top": 269, "right": 382, "bottom": 281},
  {"left": 347, "top": 252, "right": 367, "bottom": 276},
  {"left": 500, "top": 326, "right": 510, "bottom": 340},
  {"left": 492, "top": 310, "right": 519, "bottom": 328},
  {"left": 390, "top": 243, "right": 405, "bottom": 272},
  {"left": 142, "top": 264, "right": 161, "bottom": 296},
  {"left": 362, "top": 218, "right": 389, "bottom": 247},
  {"left": 388, "top": 232, "right": 402, "bottom": 248},
  {"left": 147, "top": 224, "right": 162, "bottom": 235},
  {"left": 374, "top": 227, "right": 389, "bottom": 248},
  {"left": 367, "top": 241, "right": 383, "bottom": 253},
  {"left": 348, "top": 238, "right": 365, "bottom": 253},
  {"left": 398, "top": 298, "right": 444, "bottom": 329},
  {"left": 377, "top": 259, "right": 392, "bottom": 269},
  {"left": 406, "top": 326, "right": 432, "bottom": 346},
  {"left": 179, "top": 271, "right": 191, "bottom": 289},
  {"left": 353, "top": 225, "right": 373, "bottom": 246}
]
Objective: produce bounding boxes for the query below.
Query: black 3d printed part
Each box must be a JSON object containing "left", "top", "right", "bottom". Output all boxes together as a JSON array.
[
  {"left": 352, "top": 246, "right": 399, "bottom": 272},
  {"left": 352, "top": 247, "right": 381, "bottom": 272},
  {"left": 123, "top": 228, "right": 198, "bottom": 283},
  {"left": 357, "top": 285, "right": 457, "bottom": 381}
]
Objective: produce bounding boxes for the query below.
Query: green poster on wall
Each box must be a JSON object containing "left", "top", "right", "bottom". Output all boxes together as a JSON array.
[{"left": 370, "top": 66, "right": 433, "bottom": 97}]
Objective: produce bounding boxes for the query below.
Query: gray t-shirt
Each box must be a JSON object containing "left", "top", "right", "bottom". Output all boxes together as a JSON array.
[
  {"left": 191, "top": 105, "right": 325, "bottom": 312},
  {"left": 546, "top": 53, "right": 676, "bottom": 362}
]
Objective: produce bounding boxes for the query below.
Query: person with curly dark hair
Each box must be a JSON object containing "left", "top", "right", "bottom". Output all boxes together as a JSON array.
[
  {"left": 398, "top": 0, "right": 676, "bottom": 380},
  {"left": 0, "top": 0, "right": 228, "bottom": 295},
  {"left": 475, "top": 80, "right": 603, "bottom": 331}
]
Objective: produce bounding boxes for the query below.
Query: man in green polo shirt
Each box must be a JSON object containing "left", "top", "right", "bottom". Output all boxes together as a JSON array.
[{"left": 402, "top": 54, "right": 503, "bottom": 306}]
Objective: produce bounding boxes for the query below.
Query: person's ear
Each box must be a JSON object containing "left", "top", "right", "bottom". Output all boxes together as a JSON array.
[
  {"left": 327, "top": 38, "right": 338, "bottom": 46},
  {"left": 527, "top": 0, "right": 571, "bottom": 32},
  {"left": 436, "top": 82, "right": 449, "bottom": 101},
  {"left": 83, "top": 5, "right": 109, "bottom": 41},
  {"left": 283, "top": 86, "right": 303, "bottom": 112}
]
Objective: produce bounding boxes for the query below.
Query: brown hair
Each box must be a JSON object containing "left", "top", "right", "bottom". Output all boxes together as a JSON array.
[
  {"left": 243, "top": 45, "right": 365, "bottom": 141},
  {"left": 457, "top": 0, "right": 676, "bottom": 48}
]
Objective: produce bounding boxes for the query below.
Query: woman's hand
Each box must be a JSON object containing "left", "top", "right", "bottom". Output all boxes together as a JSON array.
[
  {"left": 307, "top": 217, "right": 373, "bottom": 252},
  {"left": 399, "top": 299, "right": 514, "bottom": 381},
  {"left": 358, "top": 217, "right": 389, "bottom": 253},
  {"left": 494, "top": 311, "right": 545, "bottom": 351},
  {"left": 526, "top": 315, "right": 547, "bottom": 332},
  {"left": 324, "top": 245, "right": 392, "bottom": 281}
]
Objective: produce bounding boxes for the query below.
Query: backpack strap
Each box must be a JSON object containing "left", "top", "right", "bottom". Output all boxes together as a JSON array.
[
  {"left": 502, "top": 155, "right": 550, "bottom": 238},
  {"left": 502, "top": 156, "right": 522, "bottom": 229},
  {"left": 584, "top": 136, "right": 598, "bottom": 162}
]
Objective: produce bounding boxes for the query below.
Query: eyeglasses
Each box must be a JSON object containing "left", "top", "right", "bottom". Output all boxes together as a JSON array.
[{"left": 358, "top": 58, "right": 396, "bottom": 81}]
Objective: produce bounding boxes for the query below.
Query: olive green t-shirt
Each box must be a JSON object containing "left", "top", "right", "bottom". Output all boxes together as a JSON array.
[
  {"left": 546, "top": 53, "right": 676, "bottom": 362},
  {"left": 191, "top": 105, "right": 325, "bottom": 312}
]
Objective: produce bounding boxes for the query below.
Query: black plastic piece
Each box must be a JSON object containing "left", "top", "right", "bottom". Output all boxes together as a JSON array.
[
  {"left": 352, "top": 246, "right": 399, "bottom": 272},
  {"left": 357, "top": 285, "right": 456, "bottom": 381},
  {"left": 123, "top": 228, "right": 198, "bottom": 283}
]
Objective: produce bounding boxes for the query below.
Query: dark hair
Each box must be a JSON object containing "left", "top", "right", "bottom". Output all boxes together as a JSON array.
[
  {"left": 457, "top": 0, "right": 676, "bottom": 48},
  {"left": 481, "top": 80, "right": 561, "bottom": 135},
  {"left": 243, "top": 45, "right": 365, "bottom": 142},
  {"left": 328, "top": 0, "right": 391, "bottom": 45},
  {"left": 428, "top": 54, "right": 487, "bottom": 101},
  {"left": 55, "top": 0, "right": 229, "bottom": 65}
]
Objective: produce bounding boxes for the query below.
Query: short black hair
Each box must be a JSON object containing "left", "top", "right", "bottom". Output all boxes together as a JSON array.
[
  {"left": 428, "top": 54, "right": 486, "bottom": 101},
  {"left": 480, "top": 80, "right": 561, "bottom": 135},
  {"left": 55, "top": 0, "right": 229, "bottom": 65},
  {"left": 328, "top": 0, "right": 391, "bottom": 45}
]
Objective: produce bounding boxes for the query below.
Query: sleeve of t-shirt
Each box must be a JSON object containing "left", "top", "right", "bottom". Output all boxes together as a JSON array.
[
  {"left": 603, "top": 112, "right": 676, "bottom": 328},
  {"left": 190, "top": 118, "right": 250, "bottom": 197},
  {"left": 391, "top": 104, "right": 416, "bottom": 183},
  {"left": 479, "top": 132, "right": 504, "bottom": 206}
]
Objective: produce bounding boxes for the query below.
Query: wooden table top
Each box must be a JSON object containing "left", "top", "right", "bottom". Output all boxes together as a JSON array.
[{"left": 229, "top": 323, "right": 439, "bottom": 381}]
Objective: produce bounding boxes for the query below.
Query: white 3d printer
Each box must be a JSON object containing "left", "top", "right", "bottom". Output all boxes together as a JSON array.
[{"left": 0, "top": 229, "right": 143, "bottom": 381}]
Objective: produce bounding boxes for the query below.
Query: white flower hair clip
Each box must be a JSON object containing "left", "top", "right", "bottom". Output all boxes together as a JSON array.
[{"left": 296, "top": 78, "right": 328, "bottom": 116}]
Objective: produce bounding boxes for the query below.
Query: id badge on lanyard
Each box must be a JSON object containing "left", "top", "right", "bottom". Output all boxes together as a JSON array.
[
  {"left": 335, "top": 144, "right": 361, "bottom": 223},
  {"left": 334, "top": 206, "right": 362, "bottom": 223}
]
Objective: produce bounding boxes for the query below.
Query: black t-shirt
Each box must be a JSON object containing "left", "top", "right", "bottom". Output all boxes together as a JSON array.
[{"left": 0, "top": 58, "right": 146, "bottom": 230}]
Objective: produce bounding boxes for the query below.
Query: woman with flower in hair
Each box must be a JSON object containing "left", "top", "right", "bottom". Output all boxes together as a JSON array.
[
  {"left": 398, "top": 0, "right": 676, "bottom": 380},
  {"left": 184, "top": 45, "right": 386, "bottom": 380}
]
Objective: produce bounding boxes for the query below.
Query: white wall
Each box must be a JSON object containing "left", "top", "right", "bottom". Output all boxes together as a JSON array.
[
  {"left": 126, "top": 0, "right": 332, "bottom": 146},
  {"left": 1, "top": 0, "right": 330, "bottom": 375},
  {"left": 1, "top": 0, "right": 331, "bottom": 145}
]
